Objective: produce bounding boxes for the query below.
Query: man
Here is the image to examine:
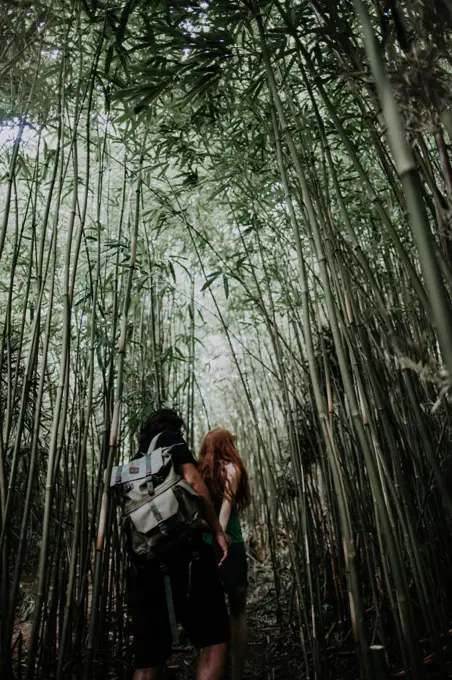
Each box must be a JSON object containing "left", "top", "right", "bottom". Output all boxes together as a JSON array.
[{"left": 128, "top": 408, "right": 230, "bottom": 680}]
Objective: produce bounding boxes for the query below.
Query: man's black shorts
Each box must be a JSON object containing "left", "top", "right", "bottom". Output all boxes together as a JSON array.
[{"left": 128, "top": 541, "right": 230, "bottom": 669}]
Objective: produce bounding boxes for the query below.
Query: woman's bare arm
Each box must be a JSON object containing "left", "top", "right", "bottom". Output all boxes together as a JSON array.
[
  {"left": 219, "top": 464, "right": 240, "bottom": 533},
  {"left": 180, "top": 462, "right": 230, "bottom": 563}
]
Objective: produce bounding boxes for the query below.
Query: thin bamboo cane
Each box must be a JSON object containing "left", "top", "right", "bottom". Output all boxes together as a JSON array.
[{"left": 84, "top": 137, "right": 146, "bottom": 678}]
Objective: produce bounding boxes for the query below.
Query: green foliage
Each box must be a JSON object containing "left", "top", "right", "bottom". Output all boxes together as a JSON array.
[{"left": 2, "top": 1, "right": 452, "bottom": 679}]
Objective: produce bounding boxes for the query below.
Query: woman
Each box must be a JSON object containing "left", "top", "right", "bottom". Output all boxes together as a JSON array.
[{"left": 198, "top": 428, "right": 251, "bottom": 680}]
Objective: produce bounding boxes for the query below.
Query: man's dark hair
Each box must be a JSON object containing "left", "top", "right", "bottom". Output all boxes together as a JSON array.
[{"left": 138, "top": 408, "right": 184, "bottom": 452}]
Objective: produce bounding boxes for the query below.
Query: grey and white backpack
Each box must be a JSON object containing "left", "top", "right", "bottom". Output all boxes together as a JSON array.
[{"left": 108, "top": 431, "right": 203, "bottom": 561}]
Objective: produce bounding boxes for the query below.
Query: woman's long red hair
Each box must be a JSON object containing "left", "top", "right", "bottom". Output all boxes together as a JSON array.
[{"left": 198, "top": 428, "right": 251, "bottom": 511}]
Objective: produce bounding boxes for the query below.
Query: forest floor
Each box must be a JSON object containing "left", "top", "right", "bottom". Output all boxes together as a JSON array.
[
  {"left": 12, "top": 556, "right": 449, "bottom": 678},
  {"left": 10, "top": 555, "right": 362, "bottom": 680}
]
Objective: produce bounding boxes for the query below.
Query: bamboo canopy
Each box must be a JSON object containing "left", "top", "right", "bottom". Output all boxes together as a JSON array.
[{"left": 1, "top": 1, "right": 452, "bottom": 678}]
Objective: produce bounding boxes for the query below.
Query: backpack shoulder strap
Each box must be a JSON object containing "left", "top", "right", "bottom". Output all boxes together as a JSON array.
[
  {"left": 146, "top": 430, "right": 184, "bottom": 457},
  {"left": 147, "top": 432, "right": 163, "bottom": 455},
  {"left": 144, "top": 431, "right": 177, "bottom": 495}
]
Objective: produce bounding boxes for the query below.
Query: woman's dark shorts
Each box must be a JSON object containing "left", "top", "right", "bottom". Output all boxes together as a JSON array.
[
  {"left": 219, "top": 542, "right": 248, "bottom": 593},
  {"left": 128, "top": 541, "right": 229, "bottom": 669}
]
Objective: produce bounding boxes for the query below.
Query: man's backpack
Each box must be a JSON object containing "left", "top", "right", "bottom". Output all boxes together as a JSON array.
[{"left": 107, "top": 431, "right": 203, "bottom": 561}]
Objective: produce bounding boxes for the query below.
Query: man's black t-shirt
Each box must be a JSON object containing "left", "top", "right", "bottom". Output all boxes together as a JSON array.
[{"left": 133, "top": 430, "right": 197, "bottom": 467}]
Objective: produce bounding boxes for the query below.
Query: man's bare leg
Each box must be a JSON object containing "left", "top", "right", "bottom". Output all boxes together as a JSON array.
[
  {"left": 228, "top": 587, "right": 248, "bottom": 680},
  {"left": 196, "top": 642, "right": 228, "bottom": 680},
  {"left": 133, "top": 666, "right": 163, "bottom": 680}
]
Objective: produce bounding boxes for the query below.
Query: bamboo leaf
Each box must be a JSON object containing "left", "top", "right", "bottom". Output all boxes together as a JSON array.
[
  {"left": 223, "top": 274, "right": 229, "bottom": 299},
  {"left": 200, "top": 271, "right": 221, "bottom": 291},
  {"left": 168, "top": 261, "right": 176, "bottom": 283}
]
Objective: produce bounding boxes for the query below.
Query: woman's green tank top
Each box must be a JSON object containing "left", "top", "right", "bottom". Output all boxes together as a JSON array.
[{"left": 204, "top": 496, "right": 244, "bottom": 545}]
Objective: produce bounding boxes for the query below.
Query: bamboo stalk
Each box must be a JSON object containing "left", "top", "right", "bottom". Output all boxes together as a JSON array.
[{"left": 353, "top": 0, "right": 452, "bottom": 380}]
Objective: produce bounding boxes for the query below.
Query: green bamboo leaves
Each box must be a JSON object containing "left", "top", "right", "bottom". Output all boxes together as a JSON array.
[{"left": 2, "top": 2, "right": 452, "bottom": 680}]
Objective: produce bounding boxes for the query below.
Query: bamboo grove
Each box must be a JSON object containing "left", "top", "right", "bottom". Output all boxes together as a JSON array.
[{"left": 1, "top": 0, "right": 452, "bottom": 678}]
